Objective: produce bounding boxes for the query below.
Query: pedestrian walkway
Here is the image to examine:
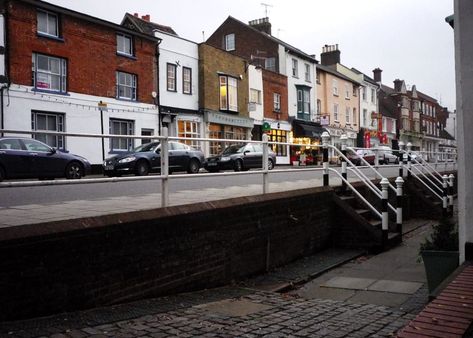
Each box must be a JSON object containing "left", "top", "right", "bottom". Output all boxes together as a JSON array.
[{"left": 0, "top": 218, "right": 434, "bottom": 337}]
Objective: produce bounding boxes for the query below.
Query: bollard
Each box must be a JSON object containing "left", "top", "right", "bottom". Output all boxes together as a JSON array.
[
  {"left": 406, "top": 142, "right": 412, "bottom": 179},
  {"left": 381, "top": 178, "right": 390, "bottom": 249},
  {"left": 262, "top": 133, "right": 269, "bottom": 194},
  {"left": 160, "top": 126, "right": 169, "bottom": 208},
  {"left": 398, "top": 141, "right": 405, "bottom": 178},
  {"left": 448, "top": 174, "right": 455, "bottom": 216},
  {"left": 395, "top": 177, "right": 404, "bottom": 237},
  {"left": 322, "top": 131, "right": 330, "bottom": 187},
  {"left": 442, "top": 175, "right": 448, "bottom": 217},
  {"left": 340, "top": 134, "right": 348, "bottom": 193}
]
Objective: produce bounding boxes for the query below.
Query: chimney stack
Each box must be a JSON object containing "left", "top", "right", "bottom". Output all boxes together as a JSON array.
[
  {"left": 394, "top": 79, "right": 404, "bottom": 92},
  {"left": 248, "top": 18, "right": 271, "bottom": 35},
  {"left": 134, "top": 13, "right": 139, "bottom": 17},
  {"left": 373, "top": 68, "right": 382, "bottom": 83},
  {"left": 141, "top": 14, "right": 150, "bottom": 22},
  {"left": 320, "top": 44, "right": 340, "bottom": 66}
]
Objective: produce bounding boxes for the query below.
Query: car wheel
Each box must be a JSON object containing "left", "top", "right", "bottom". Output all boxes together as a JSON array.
[
  {"left": 268, "top": 158, "right": 274, "bottom": 170},
  {"left": 135, "top": 160, "right": 150, "bottom": 176},
  {"left": 187, "top": 159, "right": 200, "bottom": 174},
  {"left": 234, "top": 159, "right": 243, "bottom": 172},
  {"left": 0, "top": 166, "right": 5, "bottom": 182},
  {"left": 65, "top": 162, "right": 83, "bottom": 179}
]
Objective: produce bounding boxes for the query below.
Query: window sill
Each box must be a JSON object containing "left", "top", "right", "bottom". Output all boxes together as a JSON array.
[
  {"left": 333, "top": 93, "right": 339, "bottom": 97},
  {"left": 115, "top": 97, "right": 137, "bottom": 102},
  {"left": 345, "top": 97, "right": 350, "bottom": 100},
  {"left": 183, "top": 91, "right": 192, "bottom": 95},
  {"left": 32, "top": 88, "right": 70, "bottom": 96},
  {"left": 116, "top": 52, "right": 137, "bottom": 60},
  {"left": 167, "top": 89, "right": 177, "bottom": 93},
  {"left": 37, "top": 33, "right": 64, "bottom": 42}
]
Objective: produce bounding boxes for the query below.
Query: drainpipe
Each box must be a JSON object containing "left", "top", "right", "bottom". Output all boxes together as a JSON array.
[{"left": 153, "top": 33, "right": 162, "bottom": 136}]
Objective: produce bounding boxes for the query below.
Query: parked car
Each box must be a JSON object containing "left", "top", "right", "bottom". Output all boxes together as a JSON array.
[
  {"left": 346, "top": 149, "right": 376, "bottom": 166},
  {"left": 377, "top": 146, "right": 399, "bottom": 164},
  {"left": 0, "top": 137, "right": 91, "bottom": 182},
  {"left": 102, "top": 141, "right": 206, "bottom": 176},
  {"left": 205, "top": 143, "right": 276, "bottom": 172}
]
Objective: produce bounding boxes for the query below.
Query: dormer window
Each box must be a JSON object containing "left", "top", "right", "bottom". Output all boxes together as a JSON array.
[
  {"left": 37, "top": 10, "right": 59, "bottom": 38},
  {"left": 117, "top": 33, "right": 133, "bottom": 56}
]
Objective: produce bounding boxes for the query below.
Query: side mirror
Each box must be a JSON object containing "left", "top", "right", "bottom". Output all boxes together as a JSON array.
[
  {"left": 244, "top": 150, "right": 250, "bottom": 155},
  {"left": 50, "top": 147, "right": 57, "bottom": 154}
]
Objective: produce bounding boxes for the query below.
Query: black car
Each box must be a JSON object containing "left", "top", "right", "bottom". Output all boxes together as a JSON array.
[
  {"left": 0, "top": 137, "right": 91, "bottom": 182},
  {"left": 205, "top": 143, "right": 276, "bottom": 172},
  {"left": 103, "top": 141, "right": 206, "bottom": 176}
]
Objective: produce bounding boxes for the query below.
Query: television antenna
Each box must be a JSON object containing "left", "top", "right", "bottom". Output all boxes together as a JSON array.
[{"left": 261, "top": 3, "right": 273, "bottom": 17}]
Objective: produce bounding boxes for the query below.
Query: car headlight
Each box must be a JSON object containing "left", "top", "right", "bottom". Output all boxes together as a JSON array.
[
  {"left": 220, "top": 156, "right": 231, "bottom": 161},
  {"left": 118, "top": 156, "right": 136, "bottom": 163}
]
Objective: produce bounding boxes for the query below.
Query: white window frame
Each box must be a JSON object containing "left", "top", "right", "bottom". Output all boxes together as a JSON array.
[
  {"left": 178, "top": 120, "right": 200, "bottom": 149},
  {"left": 363, "top": 109, "right": 367, "bottom": 127},
  {"left": 110, "top": 119, "right": 134, "bottom": 151},
  {"left": 371, "top": 88, "right": 376, "bottom": 104},
  {"left": 265, "top": 57, "right": 276, "bottom": 72},
  {"left": 362, "top": 87, "right": 367, "bottom": 101},
  {"left": 353, "top": 108, "right": 357, "bottom": 125},
  {"left": 219, "top": 75, "right": 238, "bottom": 112},
  {"left": 274, "top": 93, "right": 281, "bottom": 111},
  {"left": 333, "top": 103, "right": 339, "bottom": 121},
  {"left": 345, "top": 84, "right": 350, "bottom": 99},
  {"left": 37, "top": 10, "right": 58, "bottom": 38},
  {"left": 116, "top": 71, "right": 137, "bottom": 101},
  {"left": 250, "top": 89, "right": 261, "bottom": 104},
  {"left": 183, "top": 67, "right": 192, "bottom": 94},
  {"left": 292, "top": 59, "right": 298, "bottom": 78},
  {"left": 332, "top": 79, "right": 338, "bottom": 96},
  {"left": 32, "top": 53, "right": 67, "bottom": 93},
  {"left": 304, "top": 63, "right": 311, "bottom": 82},
  {"left": 345, "top": 106, "right": 350, "bottom": 123},
  {"left": 167, "top": 63, "right": 177, "bottom": 92},
  {"left": 225, "top": 33, "right": 235, "bottom": 51},
  {"left": 31, "top": 111, "right": 65, "bottom": 149},
  {"left": 117, "top": 33, "right": 133, "bottom": 56}
]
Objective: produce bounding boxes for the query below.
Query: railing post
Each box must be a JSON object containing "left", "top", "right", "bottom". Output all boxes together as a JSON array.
[
  {"left": 322, "top": 131, "right": 330, "bottom": 187},
  {"left": 375, "top": 147, "right": 380, "bottom": 168},
  {"left": 381, "top": 178, "right": 389, "bottom": 249},
  {"left": 262, "top": 133, "right": 269, "bottom": 194},
  {"left": 449, "top": 173, "right": 455, "bottom": 216},
  {"left": 340, "top": 134, "right": 348, "bottom": 192},
  {"left": 398, "top": 141, "right": 405, "bottom": 178},
  {"left": 395, "top": 177, "right": 404, "bottom": 237},
  {"left": 407, "top": 142, "right": 412, "bottom": 179},
  {"left": 442, "top": 175, "right": 448, "bottom": 217},
  {"left": 160, "top": 126, "right": 169, "bottom": 208}
]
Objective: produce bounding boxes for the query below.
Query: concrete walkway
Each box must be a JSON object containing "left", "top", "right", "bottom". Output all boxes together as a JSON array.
[{"left": 0, "top": 218, "right": 434, "bottom": 337}]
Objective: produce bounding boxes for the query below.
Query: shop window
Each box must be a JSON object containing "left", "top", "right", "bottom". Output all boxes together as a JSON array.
[
  {"left": 141, "top": 128, "right": 154, "bottom": 145},
  {"left": 110, "top": 119, "right": 134, "bottom": 151},
  {"left": 269, "top": 129, "right": 287, "bottom": 156},
  {"left": 178, "top": 120, "right": 200, "bottom": 149}
]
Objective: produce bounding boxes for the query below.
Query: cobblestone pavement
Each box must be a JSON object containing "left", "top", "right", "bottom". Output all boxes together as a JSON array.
[{"left": 1, "top": 288, "right": 415, "bottom": 338}]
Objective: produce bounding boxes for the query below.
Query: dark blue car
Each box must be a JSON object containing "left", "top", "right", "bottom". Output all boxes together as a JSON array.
[{"left": 0, "top": 137, "right": 91, "bottom": 182}]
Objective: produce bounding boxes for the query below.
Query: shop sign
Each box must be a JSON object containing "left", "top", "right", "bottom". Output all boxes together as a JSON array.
[
  {"left": 205, "top": 111, "right": 254, "bottom": 128},
  {"left": 262, "top": 121, "right": 271, "bottom": 133},
  {"left": 320, "top": 115, "right": 330, "bottom": 126}
]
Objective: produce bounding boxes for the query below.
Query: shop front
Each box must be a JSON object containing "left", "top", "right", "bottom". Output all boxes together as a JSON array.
[
  {"left": 290, "top": 119, "right": 327, "bottom": 166},
  {"left": 325, "top": 127, "right": 357, "bottom": 162},
  {"left": 204, "top": 110, "right": 254, "bottom": 156}
]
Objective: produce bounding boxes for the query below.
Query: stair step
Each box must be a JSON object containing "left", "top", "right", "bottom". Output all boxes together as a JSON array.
[
  {"left": 355, "top": 209, "right": 371, "bottom": 217},
  {"left": 388, "top": 232, "right": 399, "bottom": 240},
  {"left": 339, "top": 195, "right": 355, "bottom": 201},
  {"left": 368, "top": 219, "right": 382, "bottom": 227}
]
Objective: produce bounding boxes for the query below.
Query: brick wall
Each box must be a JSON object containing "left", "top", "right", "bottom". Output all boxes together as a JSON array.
[
  {"left": 0, "top": 187, "right": 345, "bottom": 321},
  {"left": 198, "top": 43, "right": 249, "bottom": 115},
  {"left": 6, "top": 1, "right": 157, "bottom": 103},
  {"left": 206, "top": 17, "right": 280, "bottom": 72},
  {"left": 262, "top": 69, "right": 288, "bottom": 121}
]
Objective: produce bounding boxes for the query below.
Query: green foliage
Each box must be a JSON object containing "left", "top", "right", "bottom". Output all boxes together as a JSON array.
[{"left": 420, "top": 217, "right": 459, "bottom": 252}]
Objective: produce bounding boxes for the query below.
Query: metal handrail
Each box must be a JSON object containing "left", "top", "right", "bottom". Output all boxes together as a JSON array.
[
  {"left": 408, "top": 162, "right": 444, "bottom": 195},
  {"left": 403, "top": 166, "right": 443, "bottom": 201},
  {"left": 328, "top": 168, "right": 382, "bottom": 219},
  {"left": 400, "top": 149, "right": 444, "bottom": 186},
  {"left": 347, "top": 146, "right": 398, "bottom": 195}
]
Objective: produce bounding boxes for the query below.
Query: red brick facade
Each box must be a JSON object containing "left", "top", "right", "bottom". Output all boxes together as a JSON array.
[
  {"left": 262, "top": 69, "right": 288, "bottom": 121},
  {"left": 6, "top": 0, "right": 158, "bottom": 104}
]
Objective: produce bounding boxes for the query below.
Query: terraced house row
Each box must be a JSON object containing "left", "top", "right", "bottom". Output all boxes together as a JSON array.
[{"left": 0, "top": 0, "right": 456, "bottom": 166}]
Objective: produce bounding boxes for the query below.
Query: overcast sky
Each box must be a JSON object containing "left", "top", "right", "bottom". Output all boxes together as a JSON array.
[{"left": 46, "top": 0, "right": 455, "bottom": 110}]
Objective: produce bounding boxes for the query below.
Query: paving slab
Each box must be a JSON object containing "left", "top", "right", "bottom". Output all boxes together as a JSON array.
[
  {"left": 194, "top": 299, "right": 273, "bottom": 317},
  {"left": 367, "top": 279, "right": 423, "bottom": 294},
  {"left": 321, "top": 276, "right": 377, "bottom": 290},
  {"left": 348, "top": 291, "right": 410, "bottom": 307}
]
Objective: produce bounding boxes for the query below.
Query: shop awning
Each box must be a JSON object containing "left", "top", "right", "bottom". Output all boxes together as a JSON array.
[{"left": 292, "top": 120, "right": 327, "bottom": 138}]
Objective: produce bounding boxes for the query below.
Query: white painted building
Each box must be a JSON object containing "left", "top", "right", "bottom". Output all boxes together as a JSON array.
[
  {"left": 154, "top": 31, "right": 202, "bottom": 150},
  {"left": 248, "top": 65, "right": 264, "bottom": 124}
]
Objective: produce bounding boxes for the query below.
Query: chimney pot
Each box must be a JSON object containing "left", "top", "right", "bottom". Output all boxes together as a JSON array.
[
  {"left": 134, "top": 13, "right": 139, "bottom": 17},
  {"left": 142, "top": 14, "right": 150, "bottom": 22},
  {"left": 320, "top": 44, "right": 341, "bottom": 66},
  {"left": 373, "top": 68, "right": 382, "bottom": 83}
]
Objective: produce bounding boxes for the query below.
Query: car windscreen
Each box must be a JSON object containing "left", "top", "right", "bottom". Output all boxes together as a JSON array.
[
  {"left": 222, "top": 144, "right": 245, "bottom": 154},
  {"left": 133, "top": 142, "right": 160, "bottom": 152}
]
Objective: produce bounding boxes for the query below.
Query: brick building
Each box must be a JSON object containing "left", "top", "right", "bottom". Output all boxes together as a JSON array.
[
  {"left": 0, "top": 0, "right": 160, "bottom": 165},
  {"left": 198, "top": 43, "right": 253, "bottom": 156},
  {"left": 207, "top": 16, "right": 319, "bottom": 165}
]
